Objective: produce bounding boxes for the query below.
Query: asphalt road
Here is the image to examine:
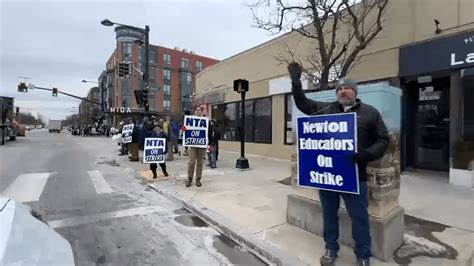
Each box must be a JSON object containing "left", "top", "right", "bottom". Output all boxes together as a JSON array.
[{"left": 0, "top": 129, "right": 266, "bottom": 266}]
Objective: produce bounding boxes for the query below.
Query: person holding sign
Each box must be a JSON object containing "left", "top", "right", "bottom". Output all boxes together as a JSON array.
[
  {"left": 183, "top": 106, "right": 208, "bottom": 187},
  {"left": 288, "top": 62, "right": 388, "bottom": 266},
  {"left": 144, "top": 123, "right": 169, "bottom": 179}
]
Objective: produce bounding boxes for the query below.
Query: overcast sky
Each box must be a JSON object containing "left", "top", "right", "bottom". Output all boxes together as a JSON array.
[{"left": 0, "top": 0, "right": 278, "bottom": 120}]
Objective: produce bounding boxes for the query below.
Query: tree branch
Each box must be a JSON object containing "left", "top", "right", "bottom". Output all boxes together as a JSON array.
[{"left": 327, "top": 2, "right": 345, "bottom": 61}]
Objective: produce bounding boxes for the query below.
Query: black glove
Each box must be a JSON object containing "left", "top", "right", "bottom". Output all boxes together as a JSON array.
[
  {"left": 287, "top": 62, "right": 302, "bottom": 81},
  {"left": 349, "top": 150, "right": 372, "bottom": 163}
]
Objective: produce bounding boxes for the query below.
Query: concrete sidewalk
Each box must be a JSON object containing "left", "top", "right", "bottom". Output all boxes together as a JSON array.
[{"left": 116, "top": 148, "right": 473, "bottom": 266}]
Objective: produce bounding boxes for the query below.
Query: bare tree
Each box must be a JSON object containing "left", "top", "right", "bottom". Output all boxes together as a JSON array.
[{"left": 250, "top": 0, "right": 389, "bottom": 90}]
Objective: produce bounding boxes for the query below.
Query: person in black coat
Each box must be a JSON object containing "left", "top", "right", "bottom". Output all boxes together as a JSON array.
[
  {"left": 147, "top": 124, "right": 169, "bottom": 179},
  {"left": 288, "top": 62, "right": 388, "bottom": 266},
  {"left": 207, "top": 120, "right": 219, "bottom": 168}
]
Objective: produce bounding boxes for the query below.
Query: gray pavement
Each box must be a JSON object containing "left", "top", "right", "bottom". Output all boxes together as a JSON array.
[{"left": 0, "top": 129, "right": 266, "bottom": 266}]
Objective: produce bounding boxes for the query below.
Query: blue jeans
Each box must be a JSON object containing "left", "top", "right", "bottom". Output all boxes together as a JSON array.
[
  {"left": 207, "top": 146, "right": 217, "bottom": 168},
  {"left": 319, "top": 182, "right": 371, "bottom": 259}
]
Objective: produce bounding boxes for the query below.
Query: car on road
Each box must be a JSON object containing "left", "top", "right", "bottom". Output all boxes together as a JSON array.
[{"left": 0, "top": 198, "right": 75, "bottom": 265}]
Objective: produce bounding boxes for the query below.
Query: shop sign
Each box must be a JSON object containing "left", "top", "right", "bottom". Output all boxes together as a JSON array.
[{"left": 399, "top": 31, "right": 474, "bottom": 76}]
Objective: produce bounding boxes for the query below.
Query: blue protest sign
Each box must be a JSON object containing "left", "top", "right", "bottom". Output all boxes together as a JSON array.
[
  {"left": 297, "top": 113, "right": 359, "bottom": 194},
  {"left": 143, "top": 138, "right": 166, "bottom": 164},
  {"left": 122, "top": 124, "right": 134, "bottom": 144},
  {"left": 182, "top": 115, "right": 208, "bottom": 148}
]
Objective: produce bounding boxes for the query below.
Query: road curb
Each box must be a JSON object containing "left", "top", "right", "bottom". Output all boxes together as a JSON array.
[{"left": 147, "top": 183, "right": 307, "bottom": 266}]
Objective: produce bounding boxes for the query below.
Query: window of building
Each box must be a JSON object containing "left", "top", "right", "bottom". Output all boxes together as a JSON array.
[
  {"left": 163, "top": 84, "right": 170, "bottom": 95},
  {"left": 150, "top": 67, "right": 156, "bottom": 83},
  {"left": 163, "top": 69, "right": 171, "bottom": 80},
  {"left": 284, "top": 94, "right": 294, "bottom": 145},
  {"left": 253, "top": 97, "right": 272, "bottom": 143},
  {"left": 121, "top": 42, "right": 132, "bottom": 61},
  {"left": 212, "top": 97, "right": 272, "bottom": 143},
  {"left": 163, "top": 100, "right": 171, "bottom": 112},
  {"left": 181, "top": 58, "right": 190, "bottom": 69},
  {"left": 149, "top": 67, "right": 157, "bottom": 90},
  {"left": 149, "top": 48, "right": 156, "bottom": 64},
  {"left": 186, "top": 72, "right": 192, "bottom": 84},
  {"left": 196, "top": 61, "right": 203, "bottom": 71},
  {"left": 121, "top": 79, "right": 132, "bottom": 96},
  {"left": 163, "top": 54, "right": 171, "bottom": 65}
]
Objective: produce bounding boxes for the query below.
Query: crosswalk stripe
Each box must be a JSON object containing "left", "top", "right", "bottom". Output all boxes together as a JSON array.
[
  {"left": 1, "top": 173, "right": 53, "bottom": 202},
  {"left": 87, "top": 170, "right": 113, "bottom": 194}
]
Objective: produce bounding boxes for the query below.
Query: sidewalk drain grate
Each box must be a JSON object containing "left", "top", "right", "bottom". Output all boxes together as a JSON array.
[{"left": 97, "top": 160, "right": 120, "bottom": 166}]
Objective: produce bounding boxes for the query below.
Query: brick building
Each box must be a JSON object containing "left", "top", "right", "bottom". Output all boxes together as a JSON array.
[
  {"left": 103, "top": 26, "right": 219, "bottom": 125},
  {"left": 78, "top": 87, "right": 100, "bottom": 125}
]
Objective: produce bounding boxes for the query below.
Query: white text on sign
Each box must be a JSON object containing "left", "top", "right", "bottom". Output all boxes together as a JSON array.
[{"left": 185, "top": 117, "right": 207, "bottom": 128}]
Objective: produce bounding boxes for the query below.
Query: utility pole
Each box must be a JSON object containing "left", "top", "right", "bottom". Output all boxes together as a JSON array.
[{"left": 144, "top": 25, "right": 150, "bottom": 112}]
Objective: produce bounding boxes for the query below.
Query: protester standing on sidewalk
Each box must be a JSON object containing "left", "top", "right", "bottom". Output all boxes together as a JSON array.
[
  {"left": 206, "top": 120, "right": 219, "bottom": 168},
  {"left": 145, "top": 123, "right": 169, "bottom": 179},
  {"left": 186, "top": 106, "right": 207, "bottom": 187},
  {"left": 182, "top": 111, "right": 191, "bottom": 156},
  {"left": 129, "top": 118, "right": 140, "bottom": 161},
  {"left": 288, "top": 62, "right": 389, "bottom": 266},
  {"left": 163, "top": 120, "right": 176, "bottom": 161},
  {"left": 118, "top": 121, "right": 128, "bottom": 156}
]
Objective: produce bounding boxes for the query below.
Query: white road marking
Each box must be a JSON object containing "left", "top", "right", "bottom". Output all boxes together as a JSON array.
[
  {"left": 87, "top": 170, "right": 113, "bottom": 194},
  {"left": 48, "top": 205, "right": 167, "bottom": 228},
  {"left": 1, "top": 173, "right": 53, "bottom": 202}
]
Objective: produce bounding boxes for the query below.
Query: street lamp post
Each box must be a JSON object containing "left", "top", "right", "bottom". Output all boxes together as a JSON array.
[
  {"left": 101, "top": 19, "right": 150, "bottom": 112},
  {"left": 233, "top": 79, "right": 250, "bottom": 170}
]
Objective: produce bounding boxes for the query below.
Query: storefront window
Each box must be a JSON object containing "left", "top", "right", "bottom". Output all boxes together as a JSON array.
[
  {"left": 464, "top": 84, "right": 474, "bottom": 141},
  {"left": 212, "top": 97, "right": 272, "bottom": 143},
  {"left": 253, "top": 97, "right": 272, "bottom": 143}
]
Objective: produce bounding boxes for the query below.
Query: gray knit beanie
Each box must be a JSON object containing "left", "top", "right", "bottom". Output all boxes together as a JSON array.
[{"left": 336, "top": 78, "right": 358, "bottom": 95}]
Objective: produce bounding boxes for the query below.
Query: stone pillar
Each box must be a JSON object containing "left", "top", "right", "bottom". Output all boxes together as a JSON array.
[{"left": 366, "top": 133, "right": 401, "bottom": 218}]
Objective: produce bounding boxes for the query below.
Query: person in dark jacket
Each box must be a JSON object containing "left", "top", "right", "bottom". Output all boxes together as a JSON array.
[
  {"left": 129, "top": 118, "right": 140, "bottom": 161},
  {"left": 288, "top": 62, "right": 388, "bottom": 266},
  {"left": 147, "top": 124, "right": 169, "bottom": 178},
  {"left": 206, "top": 120, "right": 219, "bottom": 168}
]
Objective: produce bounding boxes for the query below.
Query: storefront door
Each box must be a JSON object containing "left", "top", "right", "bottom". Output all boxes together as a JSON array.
[{"left": 414, "top": 77, "right": 450, "bottom": 171}]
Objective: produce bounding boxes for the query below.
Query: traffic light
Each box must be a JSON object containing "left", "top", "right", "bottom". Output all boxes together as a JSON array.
[
  {"left": 52, "top": 88, "right": 58, "bottom": 97},
  {"left": 118, "top": 63, "right": 130, "bottom": 77},
  {"left": 17, "top": 83, "right": 27, "bottom": 93},
  {"left": 142, "top": 89, "right": 149, "bottom": 107}
]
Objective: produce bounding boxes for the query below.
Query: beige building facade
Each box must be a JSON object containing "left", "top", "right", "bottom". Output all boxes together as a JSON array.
[{"left": 196, "top": 0, "right": 473, "bottom": 185}]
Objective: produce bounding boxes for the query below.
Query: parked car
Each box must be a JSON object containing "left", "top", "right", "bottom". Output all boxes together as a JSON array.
[{"left": 0, "top": 198, "right": 75, "bottom": 265}]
